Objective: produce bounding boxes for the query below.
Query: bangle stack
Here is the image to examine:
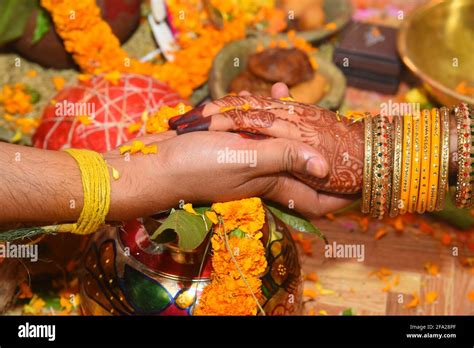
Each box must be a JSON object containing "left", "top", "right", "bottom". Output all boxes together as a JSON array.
[{"left": 361, "top": 106, "right": 463, "bottom": 218}]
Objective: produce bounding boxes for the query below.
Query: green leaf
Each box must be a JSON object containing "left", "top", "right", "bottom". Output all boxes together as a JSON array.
[
  {"left": 429, "top": 190, "right": 474, "bottom": 230},
  {"left": 193, "top": 206, "right": 211, "bottom": 214},
  {"left": 342, "top": 308, "right": 355, "bottom": 316},
  {"left": 25, "top": 86, "right": 41, "bottom": 104},
  {"left": 192, "top": 206, "right": 213, "bottom": 227},
  {"left": 0, "top": 0, "right": 36, "bottom": 45},
  {"left": 31, "top": 7, "right": 51, "bottom": 44},
  {"left": 266, "top": 203, "right": 327, "bottom": 242},
  {"left": 150, "top": 210, "right": 211, "bottom": 250},
  {"left": 230, "top": 228, "right": 246, "bottom": 238}
]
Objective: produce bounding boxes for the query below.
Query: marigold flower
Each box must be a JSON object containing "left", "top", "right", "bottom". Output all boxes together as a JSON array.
[
  {"left": 41, "top": 0, "right": 287, "bottom": 98},
  {"left": 0, "top": 83, "right": 32, "bottom": 115},
  {"left": 211, "top": 197, "right": 265, "bottom": 237}
]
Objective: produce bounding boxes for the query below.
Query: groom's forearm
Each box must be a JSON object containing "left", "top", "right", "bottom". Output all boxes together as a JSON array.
[{"left": 0, "top": 143, "right": 84, "bottom": 224}]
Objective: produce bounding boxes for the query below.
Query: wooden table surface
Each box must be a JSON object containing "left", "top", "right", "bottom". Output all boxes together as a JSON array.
[{"left": 300, "top": 215, "right": 474, "bottom": 315}]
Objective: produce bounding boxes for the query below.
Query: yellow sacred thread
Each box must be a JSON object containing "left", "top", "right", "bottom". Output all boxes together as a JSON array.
[{"left": 63, "top": 149, "right": 111, "bottom": 235}]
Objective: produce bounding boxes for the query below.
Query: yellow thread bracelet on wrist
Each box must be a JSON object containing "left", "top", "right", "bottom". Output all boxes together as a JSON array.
[{"left": 63, "top": 149, "right": 111, "bottom": 235}]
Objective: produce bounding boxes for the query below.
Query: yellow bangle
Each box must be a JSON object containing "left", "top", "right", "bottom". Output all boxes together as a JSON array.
[
  {"left": 417, "top": 109, "right": 431, "bottom": 213},
  {"left": 436, "top": 107, "right": 450, "bottom": 211},
  {"left": 399, "top": 114, "right": 413, "bottom": 214},
  {"left": 408, "top": 112, "right": 422, "bottom": 213},
  {"left": 63, "top": 149, "right": 111, "bottom": 235},
  {"left": 427, "top": 108, "right": 441, "bottom": 212}
]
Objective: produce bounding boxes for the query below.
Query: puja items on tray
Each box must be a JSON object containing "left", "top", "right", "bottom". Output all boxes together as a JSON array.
[{"left": 230, "top": 47, "right": 327, "bottom": 104}]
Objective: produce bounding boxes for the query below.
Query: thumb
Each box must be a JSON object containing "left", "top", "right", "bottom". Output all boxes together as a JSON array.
[{"left": 252, "top": 138, "right": 329, "bottom": 178}]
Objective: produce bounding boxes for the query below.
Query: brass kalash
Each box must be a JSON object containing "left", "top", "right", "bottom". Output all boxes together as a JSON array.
[{"left": 398, "top": 0, "right": 474, "bottom": 106}]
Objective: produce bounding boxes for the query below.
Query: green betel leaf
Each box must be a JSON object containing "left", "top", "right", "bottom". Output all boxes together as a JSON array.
[
  {"left": 150, "top": 210, "right": 212, "bottom": 251},
  {"left": 266, "top": 203, "right": 327, "bottom": 242},
  {"left": 31, "top": 7, "right": 51, "bottom": 44},
  {"left": 342, "top": 308, "right": 355, "bottom": 316},
  {"left": 0, "top": 0, "right": 36, "bottom": 46}
]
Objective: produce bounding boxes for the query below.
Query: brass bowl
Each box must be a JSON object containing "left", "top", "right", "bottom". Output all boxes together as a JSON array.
[
  {"left": 209, "top": 37, "right": 346, "bottom": 110},
  {"left": 398, "top": 0, "right": 474, "bottom": 107},
  {"left": 295, "top": 0, "right": 353, "bottom": 42}
]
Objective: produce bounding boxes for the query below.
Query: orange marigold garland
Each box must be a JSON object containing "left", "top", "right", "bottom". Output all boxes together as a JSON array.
[
  {"left": 40, "top": 0, "right": 274, "bottom": 98},
  {"left": 194, "top": 198, "right": 268, "bottom": 316}
]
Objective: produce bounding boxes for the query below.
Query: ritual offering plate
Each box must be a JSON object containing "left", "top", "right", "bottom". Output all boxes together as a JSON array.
[
  {"left": 209, "top": 37, "right": 346, "bottom": 110},
  {"left": 79, "top": 207, "right": 303, "bottom": 316}
]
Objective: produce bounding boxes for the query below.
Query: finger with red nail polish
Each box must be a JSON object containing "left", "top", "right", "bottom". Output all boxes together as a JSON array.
[
  {"left": 176, "top": 117, "right": 211, "bottom": 134},
  {"left": 169, "top": 105, "right": 205, "bottom": 129}
]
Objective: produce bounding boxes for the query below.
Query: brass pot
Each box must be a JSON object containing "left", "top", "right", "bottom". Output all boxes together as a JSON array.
[{"left": 79, "top": 208, "right": 303, "bottom": 316}]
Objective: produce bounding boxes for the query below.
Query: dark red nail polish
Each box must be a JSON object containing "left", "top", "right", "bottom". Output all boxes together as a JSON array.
[
  {"left": 168, "top": 105, "right": 205, "bottom": 129},
  {"left": 176, "top": 117, "right": 211, "bottom": 135}
]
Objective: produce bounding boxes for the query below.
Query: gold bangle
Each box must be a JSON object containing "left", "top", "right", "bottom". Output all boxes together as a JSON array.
[
  {"left": 63, "top": 149, "right": 111, "bottom": 235},
  {"left": 371, "top": 115, "right": 392, "bottom": 219},
  {"left": 455, "top": 104, "right": 472, "bottom": 208},
  {"left": 417, "top": 109, "right": 432, "bottom": 213},
  {"left": 436, "top": 107, "right": 450, "bottom": 211},
  {"left": 370, "top": 115, "right": 382, "bottom": 217},
  {"left": 408, "top": 112, "right": 422, "bottom": 213},
  {"left": 389, "top": 115, "right": 403, "bottom": 217},
  {"left": 427, "top": 108, "right": 441, "bottom": 212},
  {"left": 399, "top": 114, "right": 413, "bottom": 214},
  {"left": 362, "top": 113, "right": 373, "bottom": 214}
]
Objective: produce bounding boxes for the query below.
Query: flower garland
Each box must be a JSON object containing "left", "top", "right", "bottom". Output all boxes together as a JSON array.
[
  {"left": 40, "top": 0, "right": 284, "bottom": 98},
  {"left": 194, "top": 197, "right": 267, "bottom": 316}
]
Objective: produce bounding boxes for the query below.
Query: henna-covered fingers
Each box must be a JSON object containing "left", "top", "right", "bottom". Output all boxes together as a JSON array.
[
  {"left": 170, "top": 94, "right": 298, "bottom": 130},
  {"left": 177, "top": 108, "right": 301, "bottom": 139}
]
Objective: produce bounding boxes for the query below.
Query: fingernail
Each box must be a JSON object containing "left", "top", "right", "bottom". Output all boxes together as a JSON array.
[
  {"left": 176, "top": 118, "right": 211, "bottom": 134},
  {"left": 168, "top": 105, "right": 205, "bottom": 129},
  {"left": 237, "top": 132, "right": 270, "bottom": 140},
  {"left": 306, "top": 156, "right": 328, "bottom": 178}
]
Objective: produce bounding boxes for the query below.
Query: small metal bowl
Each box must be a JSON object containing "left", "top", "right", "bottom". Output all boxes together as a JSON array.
[
  {"left": 398, "top": 0, "right": 474, "bottom": 107},
  {"left": 295, "top": 0, "right": 353, "bottom": 42}
]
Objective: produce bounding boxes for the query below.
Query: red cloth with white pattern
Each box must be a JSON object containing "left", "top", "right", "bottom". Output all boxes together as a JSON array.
[{"left": 33, "top": 73, "right": 187, "bottom": 152}]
